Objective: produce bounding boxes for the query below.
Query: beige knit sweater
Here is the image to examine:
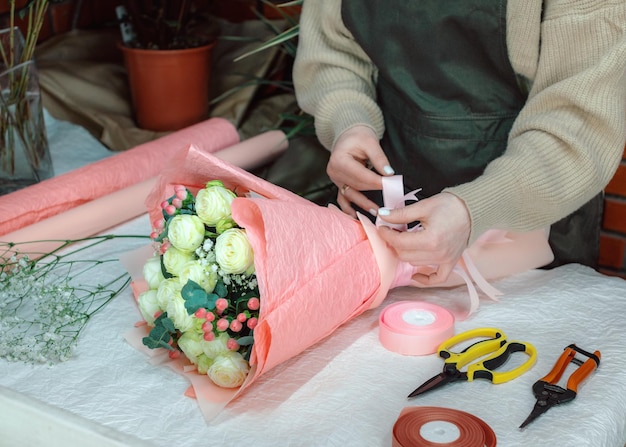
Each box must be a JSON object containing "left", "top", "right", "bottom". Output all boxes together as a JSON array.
[{"left": 293, "top": 0, "right": 626, "bottom": 244}]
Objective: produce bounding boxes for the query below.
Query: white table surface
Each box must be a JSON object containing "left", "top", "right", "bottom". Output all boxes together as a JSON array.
[{"left": 1, "top": 113, "right": 625, "bottom": 447}]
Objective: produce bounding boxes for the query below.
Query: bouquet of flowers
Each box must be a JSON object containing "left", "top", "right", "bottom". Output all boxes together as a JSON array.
[
  {"left": 136, "top": 180, "right": 259, "bottom": 388},
  {"left": 125, "top": 142, "right": 553, "bottom": 421}
]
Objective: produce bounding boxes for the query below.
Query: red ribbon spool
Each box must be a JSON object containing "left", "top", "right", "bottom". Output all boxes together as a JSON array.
[{"left": 392, "top": 407, "right": 497, "bottom": 447}]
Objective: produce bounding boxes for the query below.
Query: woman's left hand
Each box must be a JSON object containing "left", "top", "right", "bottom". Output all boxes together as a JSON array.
[{"left": 377, "top": 192, "right": 471, "bottom": 284}]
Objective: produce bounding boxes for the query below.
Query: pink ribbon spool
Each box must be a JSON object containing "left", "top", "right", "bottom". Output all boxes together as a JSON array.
[{"left": 379, "top": 301, "right": 455, "bottom": 356}]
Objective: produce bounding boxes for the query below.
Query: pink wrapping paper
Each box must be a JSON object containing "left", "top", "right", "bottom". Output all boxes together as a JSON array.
[
  {"left": 0, "top": 130, "right": 289, "bottom": 259},
  {"left": 126, "top": 145, "right": 553, "bottom": 422},
  {"left": 0, "top": 117, "right": 239, "bottom": 236}
]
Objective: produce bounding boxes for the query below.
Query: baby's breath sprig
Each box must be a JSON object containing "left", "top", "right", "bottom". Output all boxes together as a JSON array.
[{"left": 0, "top": 234, "right": 148, "bottom": 365}]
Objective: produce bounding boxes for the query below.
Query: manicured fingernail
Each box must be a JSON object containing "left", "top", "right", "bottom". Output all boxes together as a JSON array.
[
  {"left": 378, "top": 207, "right": 391, "bottom": 216},
  {"left": 369, "top": 208, "right": 378, "bottom": 217},
  {"left": 383, "top": 165, "right": 395, "bottom": 175}
]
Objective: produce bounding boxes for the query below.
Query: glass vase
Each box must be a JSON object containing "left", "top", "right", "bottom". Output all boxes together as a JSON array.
[{"left": 0, "top": 28, "right": 53, "bottom": 195}]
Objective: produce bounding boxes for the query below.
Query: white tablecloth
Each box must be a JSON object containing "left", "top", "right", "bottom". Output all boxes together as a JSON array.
[{"left": 2, "top": 114, "right": 626, "bottom": 447}]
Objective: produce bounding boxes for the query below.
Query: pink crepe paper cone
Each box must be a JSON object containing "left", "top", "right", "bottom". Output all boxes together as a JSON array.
[{"left": 231, "top": 198, "right": 382, "bottom": 379}]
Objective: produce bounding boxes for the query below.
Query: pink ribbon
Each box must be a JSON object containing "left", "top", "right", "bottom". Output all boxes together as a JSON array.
[{"left": 375, "top": 175, "right": 502, "bottom": 317}]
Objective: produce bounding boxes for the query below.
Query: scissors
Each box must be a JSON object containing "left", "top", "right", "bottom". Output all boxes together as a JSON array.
[
  {"left": 519, "top": 344, "right": 600, "bottom": 429},
  {"left": 408, "top": 327, "right": 537, "bottom": 398}
]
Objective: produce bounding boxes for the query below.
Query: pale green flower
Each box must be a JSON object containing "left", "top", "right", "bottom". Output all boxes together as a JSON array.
[
  {"left": 195, "top": 184, "right": 236, "bottom": 226},
  {"left": 215, "top": 228, "right": 255, "bottom": 275},
  {"left": 177, "top": 331, "right": 205, "bottom": 365},
  {"left": 201, "top": 332, "right": 230, "bottom": 359},
  {"left": 215, "top": 217, "right": 236, "bottom": 234},
  {"left": 166, "top": 292, "right": 195, "bottom": 333},
  {"left": 162, "top": 246, "right": 194, "bottom": 276},
  {"left": 179, "top": 260, "right": 218, "bottom": 294},
  {"left": 137, "top": 289, "right": 162, "bottom": 326},
  {"left": 207, "top": 351, "right": 250, "bottom": 388},
  {"left": 142, "top": 255, "right": 165, "bottom": 290},
  {"left": 156, "top": 277, "right": 183, "bottom": 310},
  {"left": 197, "top": 353, "right": 213, "bottom": 374},
  {"left": 167, "top": 214, "right": 206, "bottom": 252}
]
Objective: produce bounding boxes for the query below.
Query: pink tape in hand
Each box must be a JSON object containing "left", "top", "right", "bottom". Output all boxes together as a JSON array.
[{"left": 378, "top": 301, "right": 455, "bottom": 356}]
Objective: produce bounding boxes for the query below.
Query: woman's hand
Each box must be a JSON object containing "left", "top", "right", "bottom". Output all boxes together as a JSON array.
[
  {"left": 327, "top": 125, "right": 395, "bottom": 217},
  {"left": 377, "top": 192, "right": 471, "bottom": 284}
]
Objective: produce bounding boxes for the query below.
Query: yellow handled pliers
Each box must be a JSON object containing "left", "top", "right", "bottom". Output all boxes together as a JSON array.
[{"left": 408, "top": 327, "right": 537, "bottom": 398}]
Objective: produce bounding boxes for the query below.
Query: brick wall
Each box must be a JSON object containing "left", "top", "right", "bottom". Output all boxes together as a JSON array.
[{"left": 599, "top": 144, "right": 626, "bottom": 278}]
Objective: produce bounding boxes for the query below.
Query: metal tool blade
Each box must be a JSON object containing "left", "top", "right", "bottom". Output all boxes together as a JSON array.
[
  {"left": 407, "top": 373, "right": 450, "bottom": 398},
  {"left": 519, "top": 401, "right": 551, "bottom": 429}
]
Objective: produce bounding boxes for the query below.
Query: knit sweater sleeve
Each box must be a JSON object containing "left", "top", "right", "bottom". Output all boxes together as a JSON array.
[
  {"left": 446, "top": 0, "right": 626, "bottom": 243},
  {"left": 292, "top": 0, "right": 384, "bottom": 150}
]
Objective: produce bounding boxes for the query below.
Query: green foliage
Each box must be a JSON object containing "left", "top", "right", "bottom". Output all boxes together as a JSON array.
[
  {"left": 142, "top": 313, "right": 176, "bottom": 351},
  {"left": 236, "top": 335, "right": 254, "bottom": 346},
  {"left": 181, "top": 279, "right": 218, "bottom": 314}
]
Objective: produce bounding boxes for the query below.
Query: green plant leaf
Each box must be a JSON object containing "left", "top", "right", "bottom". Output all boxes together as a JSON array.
[
  {"left": 181, "top": 280, "right": 209, "bottom": 314},
  {"left": 214, "top": 280, "right": 228, "bottom": 298},
  {"left": 233, "top": 25, "right": 300, "bottom": 62},
  {"left": 142, "top": 336, "right": 161, "bottom": 349},
  {"left": 161, "top": 317, "right": 176, "bottom": 333},
  {"left": 148, "top": 325, "right": 170, "bottom": 343},
  {"left": 237, "top": 335, "right": 254, "bottom": 346}
]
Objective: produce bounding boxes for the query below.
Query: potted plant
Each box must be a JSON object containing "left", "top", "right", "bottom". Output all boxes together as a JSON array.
[
  {"left": 0, "top": 0, "right": 65, "bottom": 194},
  {"left": 117, "top": 0, "right": 219, "bottom": 132}
]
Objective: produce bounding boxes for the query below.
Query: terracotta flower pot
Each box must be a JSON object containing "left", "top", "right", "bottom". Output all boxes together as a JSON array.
[{"left": 119, "top": 42, "right": 215, "bottom": 132}]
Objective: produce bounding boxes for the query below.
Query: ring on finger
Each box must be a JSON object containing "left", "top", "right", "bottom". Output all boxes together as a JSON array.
[{"left": 341, "top": 184, "right": 351, "bottom": 195}]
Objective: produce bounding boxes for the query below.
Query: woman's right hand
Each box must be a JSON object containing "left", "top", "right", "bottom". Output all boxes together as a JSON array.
[{"left": 327, "top": 125, "right": 395, "bottom": 218}]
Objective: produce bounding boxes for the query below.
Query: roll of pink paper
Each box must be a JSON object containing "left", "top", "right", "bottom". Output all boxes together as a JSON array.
[
  {"left": 0, "top": 131, "right": 289, "bottom": 259},
  {"left": 0, "top": 117, "right": 239, "bottom": 237},
  {"left": 378, "top": 301, "right": 455, "bottom": 356}
]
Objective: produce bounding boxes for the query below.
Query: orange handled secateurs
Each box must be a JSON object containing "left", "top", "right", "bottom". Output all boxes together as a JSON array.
[{"left": 519, "top": 344, "right": 600, "bottom": 429}]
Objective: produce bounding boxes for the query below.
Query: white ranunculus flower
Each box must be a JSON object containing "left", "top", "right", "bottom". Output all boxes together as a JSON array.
[
  {"left": 177, "top": 331, "right": 205, "bottom": 365},
  {"left": 166, "top": 293, "right": 195, "bottom": 333},
  {"left": 179, "top": 260, "right": 218, "bottom": 294},
  {"left": 207, "top": 351, "right": 250, "bottom": 388},
  {"left": 156, "top": 277, "right": 183, "bottom": 310},
  {"left": 142, "top": 255, "right": 165, "bottom": 290},
  {"left": 167, "top": 214, "right": 206, "bottom": 252},
  {"left": 137, "top": 290, "right": 162, "bottom": 326},
  {"left": 215, "top": 228, "right": 255, "bottom": 275},
  {"left": 201, "top": 332, "right": 230, "bottom": 359},
  {"left": 162, "top": 246, "right": 195, "bottom": 276},
  {"left": 195, "top": 184, "right": 236, "bottom": 227}
]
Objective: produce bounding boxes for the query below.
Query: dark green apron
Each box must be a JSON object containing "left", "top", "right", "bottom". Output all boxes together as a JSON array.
[{"left": 341, "top": 0, "right": 601, "bottom": 268}]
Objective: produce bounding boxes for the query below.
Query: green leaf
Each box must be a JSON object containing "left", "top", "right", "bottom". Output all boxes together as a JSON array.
[
  {"left": 161, "top": 317, "right": 176, "bottom": 333},
  {"left": 206, "top": 293, "right": 218, "bottom": 310},
  {"left": 149, "top": 325, "right": 171, "bottom": 343},
  {"left": 237, "top": 335, "right": 254, "bottom": 346},
  {"left": 233, "top": 25, "right": 300, "bottom": 62},
  {"left": 157, "top": 340, "right": 175, "bottom": 351},
  {"left": 142, "top": 336, "right": 161, "bottom": 349},
  {"left": 214, "top": 280, "right": 228, "bottom": 297},
  {"left": 181, "top": 280, "right": 210, "bottom": 314}
]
